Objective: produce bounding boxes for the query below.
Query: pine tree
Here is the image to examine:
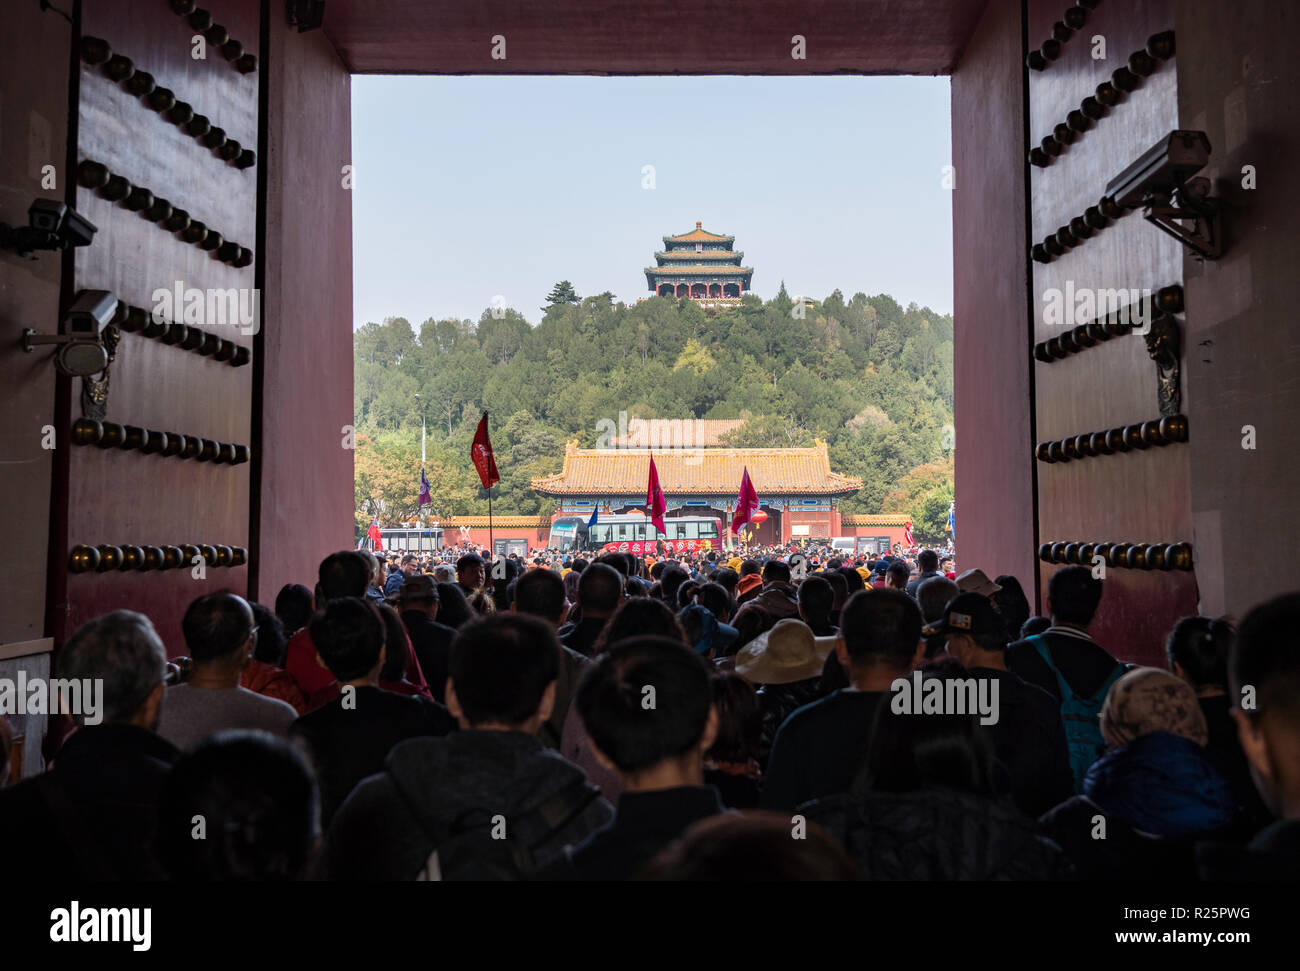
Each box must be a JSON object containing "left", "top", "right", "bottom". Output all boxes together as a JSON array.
[{"left": 544, "top": 280, "right": 580, "bottom": 307}]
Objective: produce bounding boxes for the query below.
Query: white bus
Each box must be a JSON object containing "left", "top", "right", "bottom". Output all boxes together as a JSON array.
[
  {"left": 548, "top": 512, "right": 722, "bottom": 554},
  {"left": 358, "top": 526, "right": 444, "bottom": 554}
]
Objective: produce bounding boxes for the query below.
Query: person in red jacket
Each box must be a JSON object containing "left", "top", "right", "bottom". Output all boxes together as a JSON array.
[{"left": 285, "top": 552, "right": 373, "bottom": 710}]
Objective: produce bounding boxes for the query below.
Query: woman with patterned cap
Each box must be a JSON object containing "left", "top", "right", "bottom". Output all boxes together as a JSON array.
[{"left": 1037, "top": 666, "right": 1244, "bottom": 879}]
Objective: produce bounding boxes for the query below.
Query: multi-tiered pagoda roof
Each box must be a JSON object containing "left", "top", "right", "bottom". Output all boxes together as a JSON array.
[{"left": 645, "top": 222, "right": 753, "bottom": 302}]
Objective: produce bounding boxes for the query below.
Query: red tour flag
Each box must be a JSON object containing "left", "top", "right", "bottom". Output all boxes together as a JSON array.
[
  {"left": 646, "top": 457, "right": 667, "bottom": 535},
  {"left": 471, "top": 412, "right": 500, "bottom": 490},
  {"left": 731, "top": 466, "right": 759, "bottom": 534},
  {"left": 903, "top": 519, "right": 915, "bottom": 547},
  {"left": 368, "top": 519, "right": 383, "bottom": 551}
]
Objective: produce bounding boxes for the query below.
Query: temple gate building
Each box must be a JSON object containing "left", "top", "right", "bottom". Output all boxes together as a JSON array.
[
  {"left": 531, "top": 420, "right": 867, "bottom": 546},
  {"left": 645, "top": 222, "right": 753, "bottom": 305}
]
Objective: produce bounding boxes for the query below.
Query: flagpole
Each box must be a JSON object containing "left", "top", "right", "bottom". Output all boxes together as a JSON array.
[{"left": 488, "top": 486, "right": 494, "bottom": 555}]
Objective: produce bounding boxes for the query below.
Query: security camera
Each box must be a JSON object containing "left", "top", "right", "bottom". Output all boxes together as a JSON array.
[
  {"left": 65, "top": 289, "right": 117, "bottom": 336},
  {"left": 28, "top": 198, "right": 67, "bottom": 233},
  {"left": 30, "top": 198, "right": 98, "bottom": 248},
  {"left": 22, "top": 289, "right": 118, "bottom": 377},
  {"left": 0, "top": 198, "right": 98, "bottom": 257},
  {"left": 1106, "top": 131, "right": 1212, "bottom": 210},
  {"left": 1105, "top": 130, "right": 1222, "bottom": 260}
]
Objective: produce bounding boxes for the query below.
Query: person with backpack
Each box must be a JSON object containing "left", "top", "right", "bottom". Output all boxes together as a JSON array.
[
  {"left": 1006, "top": 566, "right": 1125, "bottom": 789},
  {"left": 310, "top": 613, "right": 612, "bottom": 880},
  {"left": 1039, "top": 667, "right": 1239, "bottom": 879}
]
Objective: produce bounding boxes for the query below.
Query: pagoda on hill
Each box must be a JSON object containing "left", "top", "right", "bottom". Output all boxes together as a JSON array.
[{"left": 645, "top": 221, "right": 753, "bottom": 306}]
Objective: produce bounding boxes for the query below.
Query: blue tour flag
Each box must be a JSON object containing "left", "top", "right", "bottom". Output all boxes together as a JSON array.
[{"left": 587, "top": 505, "right": 599, "bottom": 528}]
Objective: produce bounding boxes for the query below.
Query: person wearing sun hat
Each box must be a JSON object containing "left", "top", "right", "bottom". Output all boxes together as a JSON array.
[
  {"left": 955, "top": 568, "right": 1002, "bottom": 598},
  {"left": 735, "top": 618, "right": 833, "bottom": 767}
]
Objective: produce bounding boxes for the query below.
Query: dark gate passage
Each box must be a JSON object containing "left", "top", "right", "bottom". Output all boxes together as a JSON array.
[{"left": 1, "top": 0, "right": 1298, "bottom": 909}]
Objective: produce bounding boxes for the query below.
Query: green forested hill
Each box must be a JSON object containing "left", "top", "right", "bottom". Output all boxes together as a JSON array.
[{"left": 354, "top": 285, "right": 955, "bottom": 541}]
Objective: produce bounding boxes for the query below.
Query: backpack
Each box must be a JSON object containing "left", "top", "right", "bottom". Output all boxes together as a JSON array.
[
  {"left": 1027, "top": 634, "right": 1124, "bottom": 793},
  {"left": 414, "top": 778, "right": 601, "bottom": 881}
]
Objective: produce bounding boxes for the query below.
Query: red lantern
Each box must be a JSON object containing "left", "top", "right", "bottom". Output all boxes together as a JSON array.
[{"left": 750, "top": 510, "right": 769, "bottom": 525}]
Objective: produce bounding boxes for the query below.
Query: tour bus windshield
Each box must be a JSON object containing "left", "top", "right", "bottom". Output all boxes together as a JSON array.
[{"left": 549, "top": 517, "right": 584, "bottom": 551}]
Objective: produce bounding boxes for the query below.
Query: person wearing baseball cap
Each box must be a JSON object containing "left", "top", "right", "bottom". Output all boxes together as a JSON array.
[
  {"left": 927, "top": 592, "right": 1074, "bottom": 817},
  {"left": 398, "top": 574, "right": 458, "bottom": 704}
]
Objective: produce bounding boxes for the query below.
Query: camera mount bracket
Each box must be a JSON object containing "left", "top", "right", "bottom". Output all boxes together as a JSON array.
[
  {"left": 1142, "top": 179, "right": 1221, "bottom": 260},
  {"left": 0, "top": 224, "right": 60, "bottom": 259}
]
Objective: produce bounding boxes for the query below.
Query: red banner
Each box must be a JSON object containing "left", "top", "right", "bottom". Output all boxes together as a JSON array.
[
  {"left": 646, "top": 457, "right": 667, "bottom": 534},
  {"left": 471, "top": 412, "right": 500, "bottom": 490}
]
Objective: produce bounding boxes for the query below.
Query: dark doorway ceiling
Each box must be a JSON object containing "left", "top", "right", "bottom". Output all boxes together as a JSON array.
[{"left": 325, "top": 0, "right": 988, "bottom": 75}]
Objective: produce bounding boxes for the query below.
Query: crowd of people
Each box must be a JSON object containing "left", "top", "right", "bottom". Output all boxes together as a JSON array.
[{"left": 1, "top": 542, "right": 1295, "bottom": 881}]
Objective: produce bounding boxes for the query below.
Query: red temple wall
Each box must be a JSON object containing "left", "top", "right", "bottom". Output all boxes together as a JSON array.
[
  {"left": 950, "top": 0, "right": 1038, "bottom": 600},
  {"left": 251, "top": 13, "right": 354, "bottom": 602}
]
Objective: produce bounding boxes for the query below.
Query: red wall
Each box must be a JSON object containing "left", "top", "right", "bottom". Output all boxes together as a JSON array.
[
  {"left": 0, "top": 0, "right": 69, "bottom": 647},
  {"left": 251, "top": 19, "right": 354, "bottom": 602},
  {"left": 950, "top": 0, "right": 1038, "bottom": 597}
]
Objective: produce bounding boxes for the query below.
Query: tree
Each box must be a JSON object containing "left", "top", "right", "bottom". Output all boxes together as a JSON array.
[
  {"left": 544, "top": 280, "right": 580, "bottom": 307},
  {"left": 883, "top": 457, "right": 955, "bottom": 544},
  {"left": 354, "top": 285, "right": 955, "bottom": 526}
]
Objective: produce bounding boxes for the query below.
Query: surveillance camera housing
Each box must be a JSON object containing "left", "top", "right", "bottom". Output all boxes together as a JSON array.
[
  {"left": 1106, "top": 130, "right": 1222, "bottom": 260},
  {"left": 58, "top": 207, "right": 98, "bottom": 248},
  {"left": 1105, "top": 130, "right": 1211, "bottom": 210},
  {"left": 66, "top": 289, "right": 118, "bottom": 337},
  {"left": 2, "top": 198, "right": 98, "bottom": 257},
  {"left": 29, "top": 198, "right": 68, "bottom": 233},
  {"left": 22, "top": 289, "right": 117, "bottom": 376}
]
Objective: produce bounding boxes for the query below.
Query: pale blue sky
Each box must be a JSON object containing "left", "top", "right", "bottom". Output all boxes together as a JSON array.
[{"left": 351, "top": 74, "right": 953, "bottom": 328}]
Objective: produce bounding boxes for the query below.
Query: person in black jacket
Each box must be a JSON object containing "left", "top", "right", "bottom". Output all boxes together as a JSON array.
[
  {"left": 929, "top": 592, "right": 1074, "bottom": 817},
  {"left": 1165, "top": 615, "right": 1271, "bottom": 830},
  {"left": 398, "top": 574, "right": 458, "bottom": 703},
  {"left": 312, "top": 613, "right": 611, "bottom": 880},
  {"left": 804, "top": 670, "right": 1071, "bottom": 880},
  {"left": 566, "top": 636, "right": 726, "bottom": 879},
  {"left": 560, "top": 562, "right": 623, "bottom": 658},
  {"left": 904, "top": 549, "right": 942, "bottom": 598},
  {"left": 509, "top": 567, "right": 592, "bottom": 751},
  {"left": 762, "top": 590, "right": 925, "bottom": 812},
  {"left": 1197, "top": 593, "right": 1300, "bottom": 880},
  {"left": 291, "top": 597, "right": 453, "bottom": 826},
  {"left": 0, "top": 610, "right": 178, "bottom": 880}
]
